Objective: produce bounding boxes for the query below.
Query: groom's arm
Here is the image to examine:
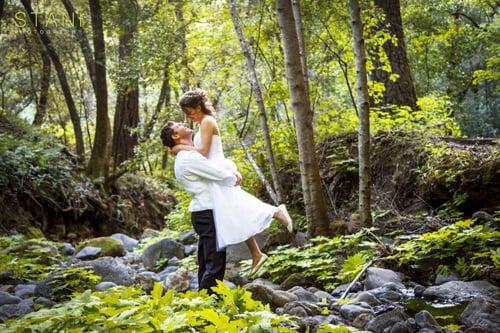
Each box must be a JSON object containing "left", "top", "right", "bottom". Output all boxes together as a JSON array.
[{"left": 184, "top": 152, "right": 237, "bottom": 186}]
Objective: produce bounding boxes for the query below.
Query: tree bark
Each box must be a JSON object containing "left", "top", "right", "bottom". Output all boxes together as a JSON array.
[
  {"left": 0, "top": 0, "right": 5, "bottom": 33},
  {"left": 144, "top": 62, "right": 170, "bottom": 142},
  {"left": 33, "top": 50, "right": 51, "bottom": 125},
  {"left": 228, "top": 0, "right": 284, "bottom": 204},
  {"left": 291, "top": 0, "right": 309, "bottom": 101},
  {"left": 20, "top": 0, "right": 85, "bottom": 159},
  {"left": 349, "top": 0, "right": 372, "bottom": 226},
  {"left": 112, "top": 0, "right": 139, "bottom": 169},
  {"left": 171, "top": 0, "right": 189, "bottom": 92},
  {"left": 372, "top": 0, "right": 417, "bottom": 109},
  {"left": 87, "top": 0, "right": 111, "bottom": 178},
  {"left": 60, "top": 0, "right": 97, "bottom": 91},
  {"left": 275, "top": 0, "right": 330, "bottom": 237}
]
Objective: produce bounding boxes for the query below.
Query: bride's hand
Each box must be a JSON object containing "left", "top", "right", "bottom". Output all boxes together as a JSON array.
[{"left": 171, "top": 144, "right": 195, "bottom": 155}]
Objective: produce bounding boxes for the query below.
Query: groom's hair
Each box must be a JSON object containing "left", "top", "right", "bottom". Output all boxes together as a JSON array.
[{"left": 160, "top": 121, "right": 176, "bottom": 148}]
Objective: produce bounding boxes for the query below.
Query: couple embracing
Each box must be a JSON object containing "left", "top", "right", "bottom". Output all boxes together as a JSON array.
[{"left": 160, "top": 89, "right": 293, "bottom": 293}]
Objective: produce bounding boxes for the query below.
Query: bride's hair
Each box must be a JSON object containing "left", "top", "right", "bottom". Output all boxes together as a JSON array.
[{"left": 178, "top": 89, "right": 215, "bottom": 116}]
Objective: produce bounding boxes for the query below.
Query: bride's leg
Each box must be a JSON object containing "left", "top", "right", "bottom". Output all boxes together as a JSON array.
[
  {"left": 245, "top": 237, "right": 264, "bottom": 268},
  {"left": 273, "top": 205, "right": 293, "bottom": 233}
]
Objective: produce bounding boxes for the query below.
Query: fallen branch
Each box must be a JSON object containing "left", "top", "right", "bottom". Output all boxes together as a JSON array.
[{"left": 340, "top": 258, "right": 376, "bottom": 300}]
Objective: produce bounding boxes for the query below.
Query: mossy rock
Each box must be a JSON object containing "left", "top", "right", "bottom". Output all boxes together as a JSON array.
[
  {"left": 26, "top": 227, "right": 44, "bottom": 239},
  {"left": 76, "top": 237, "right": 125, "bottom": 257}
]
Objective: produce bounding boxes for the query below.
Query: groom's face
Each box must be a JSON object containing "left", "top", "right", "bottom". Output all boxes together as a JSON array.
[{"left": 170, "top": 122, "right": 193, "bottom": 142}]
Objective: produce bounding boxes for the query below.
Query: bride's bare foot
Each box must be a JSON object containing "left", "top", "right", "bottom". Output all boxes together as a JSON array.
[
  {"left": 274, "top": 204, "right": 293, "bottom": 233},
  {"left": 250, "top": 253, "right": 268, "bottom": 276}
]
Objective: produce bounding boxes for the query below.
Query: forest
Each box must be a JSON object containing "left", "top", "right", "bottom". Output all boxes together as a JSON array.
[{"left": 0, "top": 0, "right": 498, "bottom": 332}]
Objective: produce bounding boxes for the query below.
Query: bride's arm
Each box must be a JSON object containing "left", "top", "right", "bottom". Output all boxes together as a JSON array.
[{"left": 196, "top": 116, "right": 217, "bottom": 156}]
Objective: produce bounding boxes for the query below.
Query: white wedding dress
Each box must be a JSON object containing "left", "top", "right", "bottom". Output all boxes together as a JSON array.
[{"left": 194, "top": 132, "right": 277, "bottom": 250}]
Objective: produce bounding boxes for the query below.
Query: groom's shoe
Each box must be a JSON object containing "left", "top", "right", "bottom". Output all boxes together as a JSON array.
[
  {"left": 250, "top": 254, "right": 268, "bottom": 276},
  {"left": 279, "top": 204, "right": 293, "bottom": 233}
]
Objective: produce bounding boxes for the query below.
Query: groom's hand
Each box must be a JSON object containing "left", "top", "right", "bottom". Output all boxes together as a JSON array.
[{"left": 234, "top": 173, "right": 242, "bottom": 186}]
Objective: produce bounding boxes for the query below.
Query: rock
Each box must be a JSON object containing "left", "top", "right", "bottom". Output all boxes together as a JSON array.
[
  {"left": 287, "top": 305, "right": 308, "bottom": 317},
  {"left": 95, "top": 282, "right": 118, "bottom": 291},
  {"left": 355, "top": 291, "right": 380, "bottom": 306},
  {"left": 288, "top": 286, "right": 320, "bottom": 303},
  {"left": 141, "top": 228, "right": 161, "bottom": 239},
  {"left": 252, "top": 278, "right": 280, "bottom": 290},
  {"left": 464, "top": 327, "right": 490, "bottom": 333},
  {"left": 34, "top": 297, "right": 55, "bottom": 308},
  {"left": 0, "top": 292, "right": 21, "bottom": 306},
  {"left": 26, "top": 226, "right": 44, "bottom": 239},
  {"left": 163, "top": 268, "right": 189, "bottom": 292},
  {"left": 226, "top": 232, "right": 268, "bottom": 263},
  {"left": 389, "top": 321, "right": 410, "bottom": 333},
  {"left": 332, "top": 282, "right": 362, "bottom": 296},
  {"left": 184, "top": 245, "right": 197, "bottom": 256},
  {"left": 280, "top": 273, "right": 307, "bottom": 290},
  {"left": 0, "top": 285, "right": 14, "bottom": 293},
  {"left": 460, "top": 297, "right": 500, "bottom": 332},
  {"left": 177, "top": 230, "right": 197, "bottom": 245},
  {"left": 435, "top": 272, "right": 459, "bottom": 285},
  {"left": 14, "top": 284, "right": 36, "bottom": 299},
  {"left": 369, "top": 285, "right": 402, "bottom": 302},
  {"left": 415, "top": 310, "right": 440, "bottom": 330},
  {"left": 77, "top": 257, "right": 137, "bottom": 286},
  {"left": 472, "top": 211, "right": 494, "bottom": 224},
  {"left": 244, "top": 283, "right": 274, "bottom": 305},
  {"left": 0, "top": 271, "right": 16, "bottom": 284},
  {"left": 110, "top": 233, "right": 139, "bottom": 252},
  {"left": 0, "top": 299, "right": 33, "bottom": 322},
  {"left": 158, "top": 266, "right": 178, "bottom": 280},
  {"left": 168, "top": 257, "right": 179, "bottom": 266},
  {"left": 75, "top": 246, "right": 102, "bottom": 260},
  {"left": 141, "top": 238, "right": 185, "bottom": 271},
  {"left": 366, "top": 308, "right": 409, "bottom": 333},
  {"left": 315, "top": 290, "right": 335, "bottom": 304},
  {"left": 423, "top": 280, "right": 499, "bottom": 302},
  {"left": 353, "top": 312, "right": 375, "bottom": 329},
  {"left": 223, "top": 280, "right": 236, "bottom": 289},
  {"left": 340, "top": 303, "right": 375, "bottom": 321},
  {"left": 414, "top": 285, "right": 426, "bottom": 297},
  {"left": 60, "top": 243, "right": 75, "bottom": 255},
  {"left": 365, "top": 267, "right": 404, "bottom": 291},
  {"left": 77, "top": 237, "right": 126, "bottom": 257},
  {"left": 272, "top": 290, "right": 299, "bottom": 307},
  {"left": 283, "top": 301, "right": 322, "bottom": 316},
  {"left": 294, "top": 232, "right": 308, "bottom": 247}
]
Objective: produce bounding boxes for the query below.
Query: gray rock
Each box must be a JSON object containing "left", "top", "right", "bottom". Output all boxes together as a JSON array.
[
  {"left": 435, "top": 272, "right": 459, "bottom": 285},
  {"left": 77, "top": 257, "right": 137, "bottom": 286},
  {"left": 460, "top": 297, "right": 500, "bottom": 332},
  {"left": 34, "top": 297, "right": 55, "bottom": 308},
  {"left": 252, "top": 278, "right": 280, "bottom": 290},
  {"left": 272, "top": 290, "right": 299, "bottom": 307},
  {"left": 163, "top": 268, "right": 189, "bottom": 292},
  {"left": 184, "top": 245, "right": 197, "bottom": 256},
  {"left": 369, "top": 286, "right": 402, "bottom": 302},
  {"left": 0, "top": 271, "right": 16, "bottom": 284},
  {"left": 390, "top": 321, "right": 410, "bottom": 333},
  {"left": 287, "top": 305, "right": 308, "bottom": 317},
  {"left": 315, "top": 290, "right": 335, "bottom": 304},
  {"left": 353, "top": 312, "right": 375, "bottom": 330},
  {"left": 226, "top": 232, "right": 268, "bottom": 263},
  {"left": 0, "top": 292, "right": 21, "bottom": 306},
  {"left": 415, "top": 310, "right": 440, "bottom": 330},
  {"left": 464, "top": 327, "right": 490, "bottom": 333},
  {"left": 0, "top": 299, "right": 33, "bottom": 322},
  {"left": 340, "top": 303, "right": 375, "bottom": 321},
  {"left": 355, "top": 291, "right": 380, "bottom": 306},
  {"left": 283, "top": 301, "right": 322, "bottom": 316},
  {"left": 141, "top": 238, "right": 185, "bottom": 271},
  {"left": 158, "top": 266, "right": 179, "bottom": 280},
  {"left": 472, "top": 211, "right": 494, "bottom": 224},
  {"left": 75, "top": 246, "right": 102, "bottom": 260},
  {"left": 141, "top": 228, "right": 161, "bottom": 240},
  {"left": 111, "top": 233, "right": 139, "bottom": 252},
  {"left": 95, "top": 282, "right": 118, "bottom": 291},
  {"left": 168, "top": 257, "right": 179, "bottom": 266},
  {"left": 365, "top": 267, "right": 404, "bottom": 291},
  {"left": 414, "top": 285, "right": 426, "bottom": 297},
  {"left": 223, "top": 280, "right": 236, "bottom": 289},
  {"left": 177, "top": 230, "right": 197, "bottom": 245},
  {"left": 332, "top": 282, "right": 363, "bottom": 296},
  {"left": 366, "top": 308, "right": 409, "bottom": 333},
  {"left": 289, "top": 286, "right": 320, "bottom": 303},
  {"left": 281, "top": 273, "right": 307, "bottom": 290},
  {"left": 294, "top": 232, "right": 308, "bottom": 247},
  {"left": 244, "top": 283, "right": 274, "bottom": 305},
  {"left": 14, "top": 284, "right": 36, "bottom": 299},
  {"left": 423, "top": 280, "right": 499, "bottom": 302},
  {"left": 60, "top": 243, "right": 75, "bottom": 255}
]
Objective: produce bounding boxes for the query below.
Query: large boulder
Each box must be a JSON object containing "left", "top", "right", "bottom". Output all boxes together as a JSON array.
[
  {"left": 0, "top": 299, "right": 33, "bottom": 323},
  {"left": 76, "top": 237, "right": 126, "bottom": 257},
  {"left": 366, "top": 308, "right": 409, "bottom": 333},
  {"left": 110, "top": 233, "right": 139, "bottom": 252},
  {"left": 0, "top": 292, "right": 21, "bottom": 306},
  {"left": 364, "top": 267, "right": 404, "bottom": 290},
  {"left": 14, "top": 284, "right": 36, "bottom": 299},
  {"left": 423, "top": 280, "right": 499, "bottom": 302},
  {"left": 141, "top": 238, "right": 185, "bottom": 271},
  {"left": 77, "top": 257, "right": 137, "bottom": 286},
  {"left": 244, "top": 282, "right": 274, "bottom": 305},
  {"left": 461, "top": 297, "right": 500, "bottom": 333}
]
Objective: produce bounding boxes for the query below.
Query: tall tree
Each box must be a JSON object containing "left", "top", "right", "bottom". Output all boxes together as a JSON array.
[
  {"left": 20, "top": 0, "right": 85, "bottom": 159},
  {"left": 349, "top": 0, "right": 372, "bottom": 226},
  {"left": 87, "top": 0, "right": 111, "bottom": 178},
  {"left": 32, "top": 49, "right": 51, "bottom": 125},
  {"left": 275, "top": 0, "right": 330, "bottom": 236},
  {"left": 112, "top": 0, "right": 139, "bottom": 169},
  {"left": 372, "top": 0, "right": 417, "bottom": 109},
  {"left": 227, "top": 0, "right": 284, "bottom": 205}
]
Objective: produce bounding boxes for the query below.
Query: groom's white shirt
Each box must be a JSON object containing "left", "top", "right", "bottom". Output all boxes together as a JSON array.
[{"left": 174, "top": 150, "right": 237, "bottom": 212}]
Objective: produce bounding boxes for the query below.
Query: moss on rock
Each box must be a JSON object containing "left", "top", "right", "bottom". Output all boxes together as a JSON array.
[{"left": 76, "top": 237, "right": 126, "bottom": 257}]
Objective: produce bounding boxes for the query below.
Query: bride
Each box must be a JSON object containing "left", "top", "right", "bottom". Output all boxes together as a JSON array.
[{"left": 171, "top": 89, "right": 293, "bottom": 275}]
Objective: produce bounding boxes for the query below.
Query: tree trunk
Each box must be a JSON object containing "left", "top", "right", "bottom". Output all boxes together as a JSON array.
[
  {"left": 20, "top": 0, "right": 85, "bottom": 159},
  {"left": 275, "top": 0, "right": 330, "bottom": 237},
  {"left": 372, "top": 0, "right": 417, "bottom": 109},
  {"left": 291, "top": 0, "right": 309, "bottom": 101},
  {"left": 171, "top": 0, "right": 189, "bottom": 92},
  {"left": 33, "top": 50, "right": 51, "bottom": 125},
  {"left": 349, "top": 0, "right": 372, "bottom": 226},
  {"left": 112, "top": 0, "right": 139, "bottom": 169},
  {"left": 87, "top": 0, "right": 111, "bottom": 178},
  {"left": 228, "top": 0, "right": 284, "bottom": 204},
  {"left": 60, "top": 0, "right": 97, "bottom": 91},
  {"left": 0, "top": 0, "right": 5, "bottom": 33},
  {"left": 144, "top": 62, "right": 170, "bottom": 141}
]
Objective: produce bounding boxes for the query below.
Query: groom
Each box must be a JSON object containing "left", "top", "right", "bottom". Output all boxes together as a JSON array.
[{"left": 160, "top": 121, "right": 241, "bottom": 293}]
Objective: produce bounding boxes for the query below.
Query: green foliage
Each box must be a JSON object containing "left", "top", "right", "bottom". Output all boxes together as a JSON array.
[
  {"left": 164, "top": 190, "right": 192, "bottom": 232},
  {"left": 0, "top": 281, "right": 297, "bottom": 332},
  {"left": 246, "top": 229, "right": 378, "bottom": 290},
  {"left": 316, "top": 324, "right": 353, "bottom": 333},
  {"left": 48, "top": 267, "right": 101, "bottom": 302},
  {"left": 0, "top": 235, "right": 63, "bottom": 280},
  {"left": 388, "top": 219, "right": 500, "bottom": 279}
]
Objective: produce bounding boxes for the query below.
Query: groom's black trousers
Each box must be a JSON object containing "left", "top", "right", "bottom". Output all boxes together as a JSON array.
[{"left": 191, "top": 209, "right": 226, "bottom": 293}]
